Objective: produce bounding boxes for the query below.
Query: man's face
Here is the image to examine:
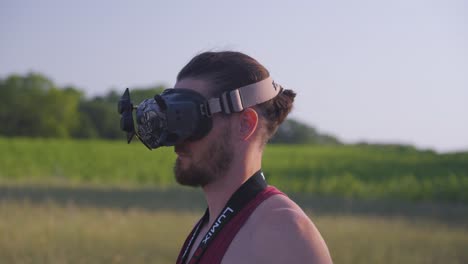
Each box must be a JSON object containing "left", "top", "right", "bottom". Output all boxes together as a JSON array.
[{"left": 173, "top": 78, "right": 234, "bottom": 187}]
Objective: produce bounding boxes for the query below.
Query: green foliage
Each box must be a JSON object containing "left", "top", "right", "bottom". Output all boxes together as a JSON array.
[
  {"left": 127, "top": 87, "right": 166, "bottom": 105},
  {"left": 1, "top": 137, "right": 467, "bottom": 202},
  {"left": 77, "top": 98, "right": 121, "bottom": 139},
  {"left": 73, "top": 87, "right": 165, "bottom": 139},
  {"left": 0, "top": 73, "right": 165, "bottom": 140},
  {"left": 0, "top": 73, "right": 82, "bottom": 138},
  {"left": 262, "top": 144, "right": 468, "bottom": 202},
  {"left": 0, "top": 137, "right": 175, "bottom": 186},
  {"left": 0, "top": 72, "right": 337, "bottom": 145},
  {"left": 270, "top": 119, "right": 341, "bottom": 144}
]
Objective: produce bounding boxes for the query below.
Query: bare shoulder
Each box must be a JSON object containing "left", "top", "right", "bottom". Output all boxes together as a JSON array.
[{"left": 249, "top": 194, "right": 333, "bottom": 264}]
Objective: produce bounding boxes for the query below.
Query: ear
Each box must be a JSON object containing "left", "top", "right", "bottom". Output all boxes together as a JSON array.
[{"left": 239, "top": 108, "right": 259, "bottom": 141}]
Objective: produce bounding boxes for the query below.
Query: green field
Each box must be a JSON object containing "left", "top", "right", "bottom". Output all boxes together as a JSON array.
[
  {"left": 1, "top": 137, "right": 468, "bottom": 263},
  {"left": 1, "top": 137, "right": 467, "bottom": 202}
]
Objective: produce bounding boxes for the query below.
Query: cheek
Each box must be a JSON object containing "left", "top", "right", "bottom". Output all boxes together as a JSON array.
[
  {"left": 213, "top": 117, "right": 235, "bottom": 134},
  {"left": 185, "top": 118, "right": 232, "bottom": 154},
  {"left": 186, "top": 136, "right": 209, "bottom": 156}
]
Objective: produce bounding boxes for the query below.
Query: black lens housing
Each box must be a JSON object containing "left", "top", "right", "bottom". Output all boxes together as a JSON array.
[{"left": 118, "top": 88, "right": 213, "bottom": 150}]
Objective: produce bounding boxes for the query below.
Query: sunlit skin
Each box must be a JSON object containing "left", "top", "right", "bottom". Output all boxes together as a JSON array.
[
  {"left": 173, "top": 78, "right": 333, "bottom": 264},
  {"left": 174, "top": 78, "right": 263, "bottom": 221}
]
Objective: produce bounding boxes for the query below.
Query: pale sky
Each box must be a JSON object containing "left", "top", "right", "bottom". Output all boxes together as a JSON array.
[{"left": 1, "top": 0, "right": 467, "bottom": 152}]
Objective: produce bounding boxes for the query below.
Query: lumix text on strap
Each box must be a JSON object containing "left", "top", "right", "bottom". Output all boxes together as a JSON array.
[{"left": 177, "top": 170, "right": 267, "bottom": 264}]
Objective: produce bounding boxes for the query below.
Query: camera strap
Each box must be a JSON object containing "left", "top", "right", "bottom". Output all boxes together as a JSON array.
[{"left": 176, "top": 170, "right": 268, "bottom": 264}]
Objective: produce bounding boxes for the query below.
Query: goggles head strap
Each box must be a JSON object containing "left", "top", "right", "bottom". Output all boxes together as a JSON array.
[{"left": 208, "top": 77, "right": 282, "bottom": 115}]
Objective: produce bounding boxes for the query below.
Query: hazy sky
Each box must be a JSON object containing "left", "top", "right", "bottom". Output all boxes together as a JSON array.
[{"left": 1, "top": 0, "right": 467, "bottom": 152}]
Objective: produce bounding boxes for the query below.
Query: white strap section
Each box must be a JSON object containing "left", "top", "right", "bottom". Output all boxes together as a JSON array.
[
  {"left": 208, "top": 98, "right": 222, "bottom": 114},
  {"left": 207, "top": 77, "right": 281, "bottom": 115}
]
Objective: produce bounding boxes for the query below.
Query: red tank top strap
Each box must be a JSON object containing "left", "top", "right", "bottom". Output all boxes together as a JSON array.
[
  {"left": 176, "top": 215, "right": 206, "bottom": 264},
  {"left": 199, "top": 186, "right": 284, "bottom": 263}
]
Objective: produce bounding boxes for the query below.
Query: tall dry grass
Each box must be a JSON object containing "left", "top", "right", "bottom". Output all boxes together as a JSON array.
[{"left": 1, "top": 194, "right": 467, "bottom": 264}]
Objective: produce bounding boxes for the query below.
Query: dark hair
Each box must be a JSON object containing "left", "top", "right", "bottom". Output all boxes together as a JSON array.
[{"left": 177, "top": 51, "right": 296, "bottom": 144}]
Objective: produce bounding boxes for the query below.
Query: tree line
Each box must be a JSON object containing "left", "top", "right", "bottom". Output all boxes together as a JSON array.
[{"left": 0, "top": 72, "right": 340, "bottom": 145}]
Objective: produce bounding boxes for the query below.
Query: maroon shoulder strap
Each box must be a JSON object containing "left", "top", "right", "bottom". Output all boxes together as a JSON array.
[
  {"left": 176, "top": 213, "right": 207, "bottom": 264},
  {"left": 195, "top": 186, "right": 284, "bottom": 264}
]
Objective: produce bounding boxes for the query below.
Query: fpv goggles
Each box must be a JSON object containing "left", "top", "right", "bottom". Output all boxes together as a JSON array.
[{"left": 118, "top": 77, "right": 283, "bottom": 150}]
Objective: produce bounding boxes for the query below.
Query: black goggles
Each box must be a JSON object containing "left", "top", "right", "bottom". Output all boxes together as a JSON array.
[{"left": 117, "top": 77, "right": 282, "bottom": 150}]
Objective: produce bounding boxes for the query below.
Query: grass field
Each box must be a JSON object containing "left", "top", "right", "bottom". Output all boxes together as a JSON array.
[
  {"left": 1, "top": 137, "right": 467, "bottom": 202},
  {"left": 1, "top": 137, "right": 468, "bottom": 263},
  {"left": 1, "top": 186, "right": 467, "bottom": 264}
]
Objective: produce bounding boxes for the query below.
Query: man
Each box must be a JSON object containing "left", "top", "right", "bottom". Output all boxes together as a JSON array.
[{"left": 173, "top": 51, "right": 332, "bottom": 264}]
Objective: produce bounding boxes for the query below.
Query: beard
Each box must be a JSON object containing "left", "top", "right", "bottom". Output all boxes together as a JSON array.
[{"left": 174, "top": 129, "right": 234, "bottom": 187}]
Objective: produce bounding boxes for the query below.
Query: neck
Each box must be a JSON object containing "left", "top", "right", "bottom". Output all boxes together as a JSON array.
[{"left": 201, "top": 153, "right": 261, "bottom": 227}]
